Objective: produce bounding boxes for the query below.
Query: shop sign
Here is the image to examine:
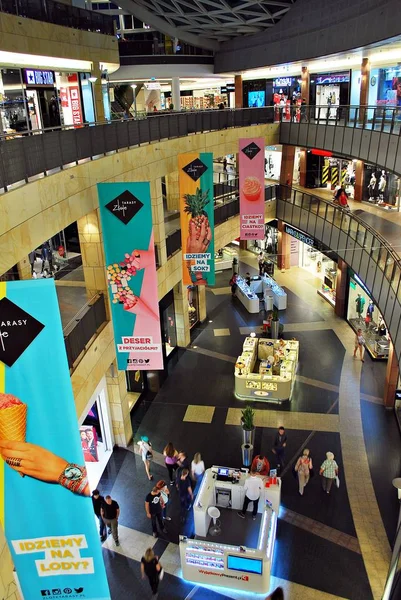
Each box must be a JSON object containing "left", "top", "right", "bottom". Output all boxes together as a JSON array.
[
  {"left": 226, "top": 83, "right": 235, "bottom": 92},
  {"left": 69, "top": 87, "right": 83, "bottom": 125},
  {"left": 24, "top": 69, "right": 54, "bottom": 86},
  {"left": 239, "top": 138, "right": 265, "bottom": 240},
  {"left": 145, "top": 82, "right": 161, "bottom": 89},
  {"left": 98, "top": 183, "right": 163, "bottom": 371},
  {"left": 179, "top": 153, "right": 215, "bottom": 286},
  {"left": 59, "top": 87, "right": 69, "bottom": 108},
  {"left": 315, "top": 72, "right": 350, "bottom": 85},
  {"left": 284, "top": 224, "right": 315, "bottom": 247},
  {"left": 0, "top": 279, "right": 111, "bottom": 600},
  {"left": 273, "top": 77, "right": 294, "bottom": 87}
]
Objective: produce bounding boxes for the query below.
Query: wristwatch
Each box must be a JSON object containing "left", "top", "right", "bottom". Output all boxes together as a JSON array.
[{"left": 58, "top": 463, "right": 88, "bottom": 495}]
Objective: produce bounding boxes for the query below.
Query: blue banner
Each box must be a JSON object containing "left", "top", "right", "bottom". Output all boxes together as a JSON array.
[{"left": 0, "top": 280, "right": 110, "bottom": 600}]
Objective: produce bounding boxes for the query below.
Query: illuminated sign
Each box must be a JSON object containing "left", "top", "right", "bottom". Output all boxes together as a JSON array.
[
  {"left": 284, "top": 224, "right": 315, "bottom": 247},
  {"left": 24, "top": 69, "right": 54, "bottom": 86},
  {"left": 315, "top": 72, "right": 350, "bottom": 85},
  {"left": 273, "top": 77, "right": 294, "bottom": 88}
]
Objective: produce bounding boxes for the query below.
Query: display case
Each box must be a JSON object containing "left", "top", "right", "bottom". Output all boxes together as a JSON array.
[
  {"left": 235, "top": 276, "right": 260, "bottom": 313},
  {"left": 215, "top": 247, "right": 238, "bottom": 271}
]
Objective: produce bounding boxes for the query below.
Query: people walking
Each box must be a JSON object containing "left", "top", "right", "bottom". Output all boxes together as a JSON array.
[
  {"left": 272, "top": 426, "right": 287, "bottom": 471},
  {"left": 237, "top": 469, "right": 263, "bottom": 520},
  {"left": 138, "top": 435, "right": 154, "bottom": 480},
  {"left": 155, "top": 480, "right": 171, "bottom": 521},
  {"left": 251, "top": 454, "right": 270, "bottom": 476},
  {"left": 101, "top": 495, "right": 120, "bottom": 546},
  {"left": 258, "top": 252, "right": 265, "bottom": 276},
  {"left": 163, "top": 442, "right": 178, "bottom": 485},
  {"left": 141, "top": 547, "right": 163, "bottom": 598},
  {"left": 353, "top": 328, "right": 365, "bottom": 362},
  {"left": 92, "top": 489, "right": 106, "bottom": 541},
  {"left": 191, "top": 452, "right": 205, "bottom": 494},
  {"left": 223, "top": 157, "right": 227, "bottom": 172},
  {"left": 320, "top": 451, "right": 339, "bottom": 495},
  {"left": 145, "top": 486, "right": 167, "bottom": 538},
  {"left": 177, "top": 468, "right": 193, "bottom": 522},
  {"left": 176, "top": 451, "right": 190, "bottom": 480},
  {"left": 294, "top": 449, "right": 313, "bottom": 496}
]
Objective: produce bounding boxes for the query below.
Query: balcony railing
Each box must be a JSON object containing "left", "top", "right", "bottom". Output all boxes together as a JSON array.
[
  {"left": 63, "top": 293, "right": 107, "bottom": 370},
  {"left": 276, "top": 184, "right": 401, "bottom": 364},
  {"left": 0, "top": 0, "right": 115, "bottom": 35}
]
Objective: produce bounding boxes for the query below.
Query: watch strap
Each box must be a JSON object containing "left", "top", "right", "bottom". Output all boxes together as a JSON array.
[{"left": 58, "top": 463, "right": 88, "bottom": 495}]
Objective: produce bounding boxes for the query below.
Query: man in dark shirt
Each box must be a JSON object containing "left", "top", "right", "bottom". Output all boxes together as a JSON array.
[
  {"left": 92, "top": 489, "right": 106, "bottom": 541},
  {"left": 177, "top": 469, "right": 193, "bottom": 522},
  {"left": 273, "top": 426, "right": 287, "bottom": 471},
  {"left": 145, "top": 487, "right": 167, "bottom": 538},
  {"left": 101, "top": 495, "right": 120, "bottom": 546},
  {"left": 175, "top": 451, "right": 190, "bottom": 483}
]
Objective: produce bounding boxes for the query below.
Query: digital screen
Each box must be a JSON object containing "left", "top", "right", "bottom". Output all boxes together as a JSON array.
[
  {"left": 248, "top": 91, "right": 265, "bottom": 108},
  {"left": 218, "top": 468, "right": 229, "bottom": 476},
  {"left": 227, "top": 555, "right": 263, "bottom": 575}
]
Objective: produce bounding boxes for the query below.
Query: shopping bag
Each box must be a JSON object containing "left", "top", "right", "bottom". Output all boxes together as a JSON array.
[{"left": 335, "top": 476, "right": 340, "bottom": 488}]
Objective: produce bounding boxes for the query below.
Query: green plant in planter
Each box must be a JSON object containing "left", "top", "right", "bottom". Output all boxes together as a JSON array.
[{"left": 241, "top": 405, "right": 255, "bottom": 430}]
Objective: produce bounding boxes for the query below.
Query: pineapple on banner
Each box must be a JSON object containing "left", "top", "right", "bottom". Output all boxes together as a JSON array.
[{"left": 178, "top": 153, "right": 215, "bottom": 286}]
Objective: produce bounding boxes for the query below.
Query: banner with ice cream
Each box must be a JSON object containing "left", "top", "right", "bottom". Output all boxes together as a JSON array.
[
  {"left": 179, "top": 152, "right": 215, "bottom": 286},
  {"left": 0, "top": 279, "right": 110, "bottom": 600},
  {"left": 239, "top": 138, "right": 265, "bottom": 240},
  {"left": 97, "top": 182, "right": 163, "bottom": 371}
]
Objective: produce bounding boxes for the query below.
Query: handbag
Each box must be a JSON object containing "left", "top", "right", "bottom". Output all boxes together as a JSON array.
[
  {"left": 159, "top": 567, "right": 164, "bottom": 581},
  {"left": 335, "top": 476, "right": 340, "bottom": 488},
  {"left": 146, "top": 450, "right": 153, "bottom": 460}
]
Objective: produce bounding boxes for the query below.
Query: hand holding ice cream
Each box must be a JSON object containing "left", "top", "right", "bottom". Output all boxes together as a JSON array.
[{"left": 0, "top": 394, "right": 27, "bottom": 441}]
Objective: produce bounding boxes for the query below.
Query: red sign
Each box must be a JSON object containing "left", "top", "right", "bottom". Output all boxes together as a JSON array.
[
  {"left": 59, "top": 87, "right": 69, "bottom": 108},
  {"left": 69, "top": 86, "right": 83, "bottom": 126}
]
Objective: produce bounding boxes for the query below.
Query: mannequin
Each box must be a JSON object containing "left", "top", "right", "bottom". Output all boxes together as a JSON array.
[
  {"left": 378, "top": 318, "right": 387, "bottom": 337},
  {"left": 355, "top": 294, "right": 365, "bottom": 317},
  {"left": 366, "top": 302, "right": 374, "bottom": 318},
  {"left": 29, "top": 251, "right": 36, "bottom": 275},
  {"left": 368, "top": 173, "right": 377, "bottom": 202},
  {"left": 378, "top": 171, "right": 387, "bottom": 205}
]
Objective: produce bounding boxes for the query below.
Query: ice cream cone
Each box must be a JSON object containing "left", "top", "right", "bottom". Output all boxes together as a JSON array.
[
  {"left": 0, "top": 394, "right": 27, "bottom": 441},
  {"left": 130, "top": 249, "right": 155, "bottom": 271},
  {"left": 124, "top": 297, "right": 159, "bottom": 321}
]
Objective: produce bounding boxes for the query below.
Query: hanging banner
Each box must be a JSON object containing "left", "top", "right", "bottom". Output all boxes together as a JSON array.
[
  {"left": 239, "top": 137, "right": 265, "bottom": 240},
  {"left": 179, "top": 152, "right": 215, "bottom": 286},
  {"left": 0, "top": 279, "right": 110, "bottom": 600},
  {"left": 98, "top": 182, "right": 163, "bottom": 371}
]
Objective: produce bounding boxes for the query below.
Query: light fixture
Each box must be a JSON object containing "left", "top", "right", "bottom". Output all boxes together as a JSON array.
[
  {"left": 88, "top": 76, "right": 97, "bottom": 83},
  {"left": 250, "top": 332, "right": 256, "bottom": 338}
]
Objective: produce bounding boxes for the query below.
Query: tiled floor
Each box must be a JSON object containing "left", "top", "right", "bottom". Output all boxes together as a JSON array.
[{"left": 95, "top": 251, "right": 399, "bottom": 600}]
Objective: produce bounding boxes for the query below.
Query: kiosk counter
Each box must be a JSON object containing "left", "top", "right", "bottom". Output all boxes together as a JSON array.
[
  {"left": 235, "top": 337, "right": 299, "bottom": 403},
  {"left": 180, "top": 466, "right": 280, "bottom": 594}
]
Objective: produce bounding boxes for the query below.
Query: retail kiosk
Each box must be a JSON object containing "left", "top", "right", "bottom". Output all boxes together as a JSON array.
[
  {"left": 215, "top": 247, "right": 238, "bottom": 271},
  {"left": 235, "top": 336, "right": 299, "bottom": 402},
  {"left": 249, "top": 274, "right": 287, "bottom": 310},
  {"left": 180, "top": 466, "right": 279, "bottom": 594},
  {"left": 235, "top": 275, "right": 260, "bottom": 313}
]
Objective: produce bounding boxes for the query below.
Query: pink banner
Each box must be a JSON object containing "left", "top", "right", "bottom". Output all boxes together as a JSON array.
[{"left": 239, "top": 137, "right": 265, "bottom": 240}]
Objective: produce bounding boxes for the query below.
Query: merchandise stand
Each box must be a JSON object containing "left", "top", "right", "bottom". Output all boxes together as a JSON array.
[
  {"left": 180, "top": 466, "right": 279, "bottom": 594},
  {"left": 249, "top": 275, "right": 287, "bottom": 310},
  {"left": 235, "top": 275, "right": 260, "bottom": 313},
  {"left": 235, "top": 336, "right": 299, "bottom": 402}
]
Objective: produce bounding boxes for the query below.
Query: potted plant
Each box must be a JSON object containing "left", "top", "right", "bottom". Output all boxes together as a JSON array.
[
  {"left": 241, "top": 404, "right": 255, "bottom": 446},
  {"left": 271, "top": 308, "right": 280, "bottom": 339}
]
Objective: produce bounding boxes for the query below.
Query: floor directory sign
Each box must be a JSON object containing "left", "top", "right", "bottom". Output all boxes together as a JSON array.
[
  {"left": 0, "top": 279, "right": 110, "bottom": 600},
  {"left": 239, "top": 138, "right": 265, "bottom": 240},
  {"left": 178, "top": 152, "right": 215, "bottom": 286},
  {"left": 98, "top": 182, "right": 163, "bottom": 370}
]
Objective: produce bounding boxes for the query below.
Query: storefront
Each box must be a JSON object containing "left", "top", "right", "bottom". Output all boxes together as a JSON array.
[
  {"left": 29, "top": 223, "right": 81, "bottom": 279},
  {"left": 305, "top": 150, "right": 357, "bottom": 195},
  {"left": 264, "top": 145, "right": 282, "bottom": 181},
  {"left": 310, "top": 72, "right": 350, "bottom": 120},
  {"left": 272, "top": 76, "right": 301, "bottom": 121},
  {"left": 188, "top": 285, "right": 199, "bottom": 329},
  {"left": 79, "top": 376, "right": 114, "bottom": 490},
  {"left": 160, "top": 290, "right": 178, "bottom": 358},
  {"left": 247, "top": 222, "right": 279, "bottom": 261},
  {"left": 0, "top": 68, "right": 30, "bottom": 133},
  {"left": 347, "top": 273, "right": 390, "bottom": 360},
  {"left": 363, "top": 163, "right": 400, "bottom": 209}
]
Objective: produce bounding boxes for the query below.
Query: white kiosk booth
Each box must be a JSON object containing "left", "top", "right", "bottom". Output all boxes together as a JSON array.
[{"left": 180, "top": 466, "right": 280, "bottom": 594}]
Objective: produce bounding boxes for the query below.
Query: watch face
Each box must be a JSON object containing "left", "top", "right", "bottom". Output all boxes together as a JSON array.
[{"left": 65, "top": 465, "right": 82, "bottom": 480}]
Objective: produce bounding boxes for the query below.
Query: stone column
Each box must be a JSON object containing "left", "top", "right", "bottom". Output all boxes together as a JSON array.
[
  {"left": 354, "top": 159, "right": 364, "bottom": 202},
  {"left": 277, "top": 220, "right": 290, "bottom": 270},
  {"left": 359, "top": 58, "right": 370, "bottom": 124},
  {"left": 301, "top": 66, "right": 310, "bottom": 104},
  {"left": 91, "top": 65, "right": 105, "bottom": 122},
  {"left": 166, "top": 171, "right": 180, "bottom": 213},
  {"left": 280, "top": 145, "right": 295, "bottom": 186},
  {"left": 151, "top": 178, "right": 168, "bottom": 267},
  {"left": 198, "top": 284, "right": 207, "bottom": 322},
  {"left": 383, "top": 341, "right": 399, "bottom": 408},
  {"left": 335, "top": 258, "right": 348, "bottom": 318},
  {"left": 77, "top": 210, "right": 108, "bottom": 301},
  {"left": 171, "top": 77, "right": 181, "bottom": 111},
  {"left": 106, "top": 360, "right": 133, "bottom": 447},
  {"left": 17, "top": 256, "right": 32, "bottom": 280},
  {"left": 299, "top": 149, "right": 307, "bottom": 187},
  {"left": 174, "top": 282, "right": 190, "bottom": 347},
  {"left": 235, "top": 74, "right": 243, "bottom": 108}
]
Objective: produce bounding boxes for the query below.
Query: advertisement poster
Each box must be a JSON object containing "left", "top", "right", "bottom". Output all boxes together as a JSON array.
[
  {"left": 0, "top": 279, "right": 110, "bottom": 600},
  {"left": 98, "top": 182, "right": 163, "bottom": 371},
  {"left": 178, "top": 152, "right": 215, "bottom": 286},
  {"left": 239, "top": 138, "right": 265, "bottom": 240},
  {"left": 80, "top": 426, "right": 98, "bottom": 462}
]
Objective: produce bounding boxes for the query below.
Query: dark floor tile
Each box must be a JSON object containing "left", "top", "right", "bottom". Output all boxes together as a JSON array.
[
  {"left": 360, "top": 353, "right": 386, "bottom": 398},
  {"left": 361, "top": 399, "right": 401, "bottom": 545},
  {"left": 152, "top": 538, "right": 169, "bottom": 558}
]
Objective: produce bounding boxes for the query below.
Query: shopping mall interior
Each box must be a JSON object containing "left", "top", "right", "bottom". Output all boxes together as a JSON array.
[{"left": 2, "top": 0, "right": 401, "bottom": 599}]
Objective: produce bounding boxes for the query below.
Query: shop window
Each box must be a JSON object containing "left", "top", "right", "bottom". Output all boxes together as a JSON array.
[
  {"left": 188, "top": 286, "right": 199, "bottom": 329},
  {"left": 162, "top": 302, "right": 177, "bottom": 357},
  {"left": 385, "top": 259, "right": 394, "bottom": 283},
  {"left": 391, "top": 266, "right": 401, "bottom": 294}
]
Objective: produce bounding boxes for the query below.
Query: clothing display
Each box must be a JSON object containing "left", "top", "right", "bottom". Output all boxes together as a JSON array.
[
  {"left": 355, "top": 295, "right": 365, "bottom": 316},
  {"left": 367, "top": 302, "right": 374, "bottom": 318}
]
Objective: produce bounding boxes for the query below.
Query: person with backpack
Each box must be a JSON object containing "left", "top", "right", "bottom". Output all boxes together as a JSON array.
[
  {"left": 138, "top": 435, "right": 153, "bottom": 480},
  {"left": 294, "top": 449, "right": 313, "bottom": 496}
]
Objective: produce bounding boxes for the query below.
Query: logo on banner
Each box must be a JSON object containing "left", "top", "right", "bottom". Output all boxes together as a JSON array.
[
  {"left": 241, "top": 142, "right": 261, "bottom": 160},
  {"left": 0, "top": 298, "right": 44, "bottom": 367},
  {"left": 40, "top": 588, "right": 85, "bottom": 598},
  {"left": 182, "top": 158, "right": 208, "bottom": 181},
  {"left": 105, "top": 190, "right": 144, "bottom": 225}
]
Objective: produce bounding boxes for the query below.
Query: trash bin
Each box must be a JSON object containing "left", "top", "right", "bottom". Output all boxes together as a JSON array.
[
  {"left": 241, "top": 443, "right": 253, "bottom": 467},
  {"left": 264, "top": 294, "right": 273, "bottom": 312}
]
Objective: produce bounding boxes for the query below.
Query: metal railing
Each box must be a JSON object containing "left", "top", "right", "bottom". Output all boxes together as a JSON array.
[
  {"left": 276, "top": 184, "right": 401, "bottom": 364},
  {"left": 0, "top": 0, "right": 115, "bottom": 34},
  {"left": 63, "top": 293, "right": 107, "bottom": 370}
]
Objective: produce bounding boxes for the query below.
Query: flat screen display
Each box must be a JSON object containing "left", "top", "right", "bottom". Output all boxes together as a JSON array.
[
  {"left": 218, "top": 468, "right": 229, "bottom": 476},
  {"left": 227, "top": 555, "right": 263, "bottom": 575},
  {"left": 248, "top": 91, "right": 265, "bottom": 108}
]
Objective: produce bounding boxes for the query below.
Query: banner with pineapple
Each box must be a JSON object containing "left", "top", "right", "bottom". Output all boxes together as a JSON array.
[
  {"left": 239, "top": 138, "right": 265, "bottom": 240},
  {"left": 179, "top": 152, "right": 215, "bottom": 286}
]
